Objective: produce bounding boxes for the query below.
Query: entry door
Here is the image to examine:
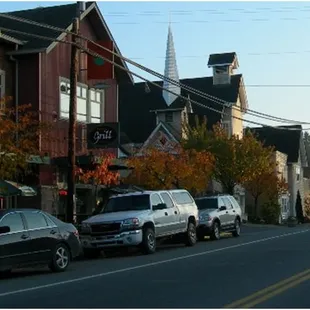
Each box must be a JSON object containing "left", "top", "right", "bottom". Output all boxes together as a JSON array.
[
  {"left": 160, "top": 192, "right": 181, "bottom": 232},
  {"left": 0, "top": 212, "right": 32, "bottom": 270},
  {"left": 22, "top": 211, "right": 59, "bottom": 263},
  {"left": 151, "top": 193, "right": 169, "bottom": 236},
  {"left": 217, "top": 197, "right": 231, "bottom": 229}
]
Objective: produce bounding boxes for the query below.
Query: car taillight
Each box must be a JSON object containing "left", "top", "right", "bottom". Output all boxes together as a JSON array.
[{"left": 73, "top": 230, "right": 79, "bottom": 237}]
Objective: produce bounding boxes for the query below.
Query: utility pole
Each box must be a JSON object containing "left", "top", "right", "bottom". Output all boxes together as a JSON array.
[{"left": 67, "top": 17, "right": 79, "bottom": 223}]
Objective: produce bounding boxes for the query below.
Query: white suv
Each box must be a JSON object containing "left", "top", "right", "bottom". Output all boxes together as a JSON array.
[
  {"left": 195, "top": 195, "right": 242, "bottom": 241},
  {"left": 80, "top": 189, "right": 199, "bottom": 257}
]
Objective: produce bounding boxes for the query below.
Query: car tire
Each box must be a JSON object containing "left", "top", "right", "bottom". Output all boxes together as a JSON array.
[
  {"left": 83, "top": 248, "right": 102, "bottom": 259},
  {"left": 232, "top": 218, "right": 241, "bottom": 237},
  {"left": 185, "top": 222, "right": 197, "bottom": 246},
  {"left": 49, "top": 243, "right": 70, "bottom": 272},
  {"left": 210, "top": 221, "right": 220, "bottom": 240},
  {"left": 141, "top": 227, "right": 156, "bottom": 255}
]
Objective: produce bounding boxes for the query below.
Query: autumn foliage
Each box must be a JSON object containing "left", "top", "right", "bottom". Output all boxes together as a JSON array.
[
  {"left": 124, "top": 145, "right": 214, "bottom": 196},
  {"left": 0, "top": 98, "right": 52, "bottom": 180},
  {"left": 182, "top": 116, "right": 280, "bottom": 195},
  {"left": 75, "top": 153, "right": 120, "bottom": 187}
]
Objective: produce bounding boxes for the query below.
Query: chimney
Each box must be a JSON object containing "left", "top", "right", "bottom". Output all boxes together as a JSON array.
[
  {"left": 207, "top": 52, "right": 239, "bottom": 86},
  {"left": 77, "top": 1, "right": 86, "bottom": 16}
]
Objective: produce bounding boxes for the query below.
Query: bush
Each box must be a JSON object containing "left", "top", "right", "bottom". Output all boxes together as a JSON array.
[{"left": 261, "top": 199, "right": 281, "bottom": 224}]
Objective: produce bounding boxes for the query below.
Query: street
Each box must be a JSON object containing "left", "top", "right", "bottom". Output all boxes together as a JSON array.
[{"left": 1, "top": 224, "right": 310, "bottom": 308}]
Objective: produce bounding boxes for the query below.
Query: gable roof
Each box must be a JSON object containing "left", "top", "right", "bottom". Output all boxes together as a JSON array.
[
  {"left": 208, "top": 52, "right": 238, "bottom": 67},
  {"left": 248, "top": 125, "right": 302, "bottom": 163},
  {"left": 0, "top": 2, "right": 133, "bottom": 83},
  {"left": 0, "top": 3, "right": 78, "bottom": 50},
  {"left": 119, "top": 74, "right": 243, "bottom": 144},
  {"left": 141, "top": 121, "right": 179, "bottom": 151}
]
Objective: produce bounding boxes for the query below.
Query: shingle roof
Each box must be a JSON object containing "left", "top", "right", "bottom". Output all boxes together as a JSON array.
[
  {"left": 0, "top": 3, "right": 79, "bottom": 50},
  {"left": 207, "top": 52, "right": 237, "bottom": 67},
  {"left": 248, "top": 125, "right": 302, "bottom": 163},
  {"left": 119, "top": 74, "right": 243, "bottom": 144}
]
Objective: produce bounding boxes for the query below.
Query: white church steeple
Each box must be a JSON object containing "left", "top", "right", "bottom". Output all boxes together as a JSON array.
[{"left": 162, "top": 23, "right": 181, "bottom": 106}]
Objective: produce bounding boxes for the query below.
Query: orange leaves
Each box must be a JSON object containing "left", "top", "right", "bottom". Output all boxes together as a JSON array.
[
  {"left": 76, "top": 153, "right": 120, "bottom": 187},
  {"left": 125, "top": 145, "right": 214, "bottom": 195},
  {"left": 0, "top": 99, "right": 52, "bottom": 180}
]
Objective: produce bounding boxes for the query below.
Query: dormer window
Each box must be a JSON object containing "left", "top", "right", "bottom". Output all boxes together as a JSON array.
[{"left": 165, "top": 111, "right": 173, "bottom": 123}]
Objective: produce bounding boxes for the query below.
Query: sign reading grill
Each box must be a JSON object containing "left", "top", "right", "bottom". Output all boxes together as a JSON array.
[{"left": 87, "top": 122, "right": 120, "bottom": 149}]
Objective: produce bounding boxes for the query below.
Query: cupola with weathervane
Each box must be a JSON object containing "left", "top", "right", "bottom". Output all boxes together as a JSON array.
[{"left": 207, "top": 52, "right": 239, "bottom": 86}]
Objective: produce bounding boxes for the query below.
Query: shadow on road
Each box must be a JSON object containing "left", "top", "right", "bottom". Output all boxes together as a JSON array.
[{"left": 0, "top": 233, "right": 236, "bottom": 280}]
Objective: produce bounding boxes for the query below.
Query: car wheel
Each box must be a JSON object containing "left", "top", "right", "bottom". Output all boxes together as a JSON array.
[
  {"left": 232, "top": 218, "right": 241, "bottom": 237},
  {"left": 141, "top": 227, "right": 156, "bottom": 254},
  {"left": 84, "top": 248, "right": 102, "bottom": 259},
  {"left": 185, "top": 222, "right": 197, "bottom": 246},
  {"left": 210, "top": 221, "right": 220, "bottom": 240},
  {"left": 49, "top": 243, "right": 70, "bottom": 272}
]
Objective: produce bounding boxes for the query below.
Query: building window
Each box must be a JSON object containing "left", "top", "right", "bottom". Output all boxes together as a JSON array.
[
  {"left": 59, "top": 77, "right": 104, "bottom": 123},
  {"left": 222, "top": 121, "right": 230, "bottom": 135},
  {"left": 165, "top": 111, "right": 173, "bottom": 123},
  {"left": 296, "top": 166, "right": 300, "bottom": 181},
  {"left": 89, "top": 88, "right": 104, "bottom": 123},
  {"left": 77, "top": 84, "right": 88, "bottom": 122}
]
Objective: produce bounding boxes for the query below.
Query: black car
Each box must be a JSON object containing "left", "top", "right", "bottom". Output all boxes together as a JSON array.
[{"left": 0, "top": 209, "right": 82, "bottom": 274}]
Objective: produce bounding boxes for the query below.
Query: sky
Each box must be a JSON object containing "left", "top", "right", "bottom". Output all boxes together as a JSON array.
[{"left": 1, "top": 0, "right": 310, "bottom": 129}]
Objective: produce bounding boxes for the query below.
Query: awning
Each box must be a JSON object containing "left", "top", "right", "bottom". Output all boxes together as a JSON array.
[
  {"left": 0, "top": 180, "right": 21, "bottom": 197},
  {"left": 2, "top": 181, "right": 37, "bottom": 197}
]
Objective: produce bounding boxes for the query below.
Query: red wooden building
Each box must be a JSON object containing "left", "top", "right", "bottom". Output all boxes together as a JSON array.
[{"left": 0, "top": 2, "right": 133, "bottom": 212}]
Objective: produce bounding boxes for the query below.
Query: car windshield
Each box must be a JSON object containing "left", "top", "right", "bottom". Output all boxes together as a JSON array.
[
  {"left": 195, "top": 198, "right": 218, "bottom": 210},
  {"left": 101, "top": 194, "right": 151, "bottom": 213}
]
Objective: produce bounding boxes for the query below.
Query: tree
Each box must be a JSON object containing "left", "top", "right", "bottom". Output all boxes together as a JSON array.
[
  {"left": 75, "top": 153, "right": 120, "bottom": 187},
  {"left": 75, "top": 153, "right": 120, "bottom": 213},
  {"left": 182, "top": 116, "right": 275, "bottom": 195},
  {"left": 124, "top": 145, "right": 214, "bottom": 196},
  {"left": 0, "top": 99, "right": 52, "bottom": 181},
  {"left": 295, "top": 190, "right": 303, "bottom": 223},
  {"left": 244, "top": 169, "right": 288, "bottom": 217}
]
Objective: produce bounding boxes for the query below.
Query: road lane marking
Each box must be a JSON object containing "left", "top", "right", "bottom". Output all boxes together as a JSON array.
[
  {"left": 223, "top": 268, "right": 310, "bottom": 308},
  {"left": 224, "top": 268, "right": 310, "bottom": 308},
  {"left": 0, "top": 229, "right": 309, "bottom": 298}
]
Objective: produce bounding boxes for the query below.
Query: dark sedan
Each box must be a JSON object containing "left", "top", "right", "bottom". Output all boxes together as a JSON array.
[{"left": 0, "top": 209, "right": 82, "bottom": 274}]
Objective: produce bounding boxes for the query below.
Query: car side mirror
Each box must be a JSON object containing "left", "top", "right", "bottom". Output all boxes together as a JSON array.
[
  {"left": 153, "top": 203, "right": 167, "bottom": 210},
  {"left": 0, "top": 226, "right": 10, "bottom": 234},
  {"left": 219, "top": 206, "right": 227, "bottom": 211}
]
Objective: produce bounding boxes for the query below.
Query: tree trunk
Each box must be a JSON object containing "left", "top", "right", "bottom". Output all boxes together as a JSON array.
[
  {"left": 223, "top": 182, "right": 235, "bottom": 195},
  {"left": 254, "top": 196, "right": 259, "bottom": 218}
]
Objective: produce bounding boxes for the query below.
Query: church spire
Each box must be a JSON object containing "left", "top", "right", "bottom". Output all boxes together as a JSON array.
[{"left": 162, "top": 23, "right": 181, "bottom": 106}]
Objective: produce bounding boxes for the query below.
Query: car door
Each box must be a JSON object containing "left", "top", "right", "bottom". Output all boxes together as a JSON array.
[
  {"left": 217, "top": 197, "right": 230, "bottom": 229},
  {"left": 0, "top": 212, "right": 32, "bottom": 270},
  {"left": 160, "top": 192, "right": 180, "bottom": 233},
  {"left": 222, "top": 197, "right": 235, "bottom": 228},
  {"left": 151, "top": 193, "right": 169, "bottom": 236},
  {"left": 22, "top": 210, "right": 59, "bottom": 263}
]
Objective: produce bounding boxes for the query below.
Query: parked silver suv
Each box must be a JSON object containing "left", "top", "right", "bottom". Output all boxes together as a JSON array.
[
  {"left": 195, "top": 195, "right": 242, "bottom": 241},
  {"left": 80, "top": 189, "right": 199, "bottom": 257}
]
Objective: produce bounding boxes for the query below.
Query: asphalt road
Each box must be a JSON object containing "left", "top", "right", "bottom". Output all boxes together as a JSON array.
[{"left": 1, "top": 224, "right": 310, "bottom": 308}]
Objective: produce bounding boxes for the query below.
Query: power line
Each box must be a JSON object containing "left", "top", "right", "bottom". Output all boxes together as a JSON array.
[
  {"left": 0, "top": 14, "right": 309, "bottom": 128},
  {"left": 102, "top": 5, "right": 310, "bottom": 17},
  {"left": 129, "top": 50, "right": 310, "bottom": 61},
  {"left": 0, "top": 25, "right": 304, "bottom": 131},
  {"left": 0, "top": 25, "right": 307, "bottom": 127},
  {"left": 0, "top": 19, "right": 307, "bottom": 126},
  {"left": 108, "top": 16, "right": 310, "bottom": 25}
]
